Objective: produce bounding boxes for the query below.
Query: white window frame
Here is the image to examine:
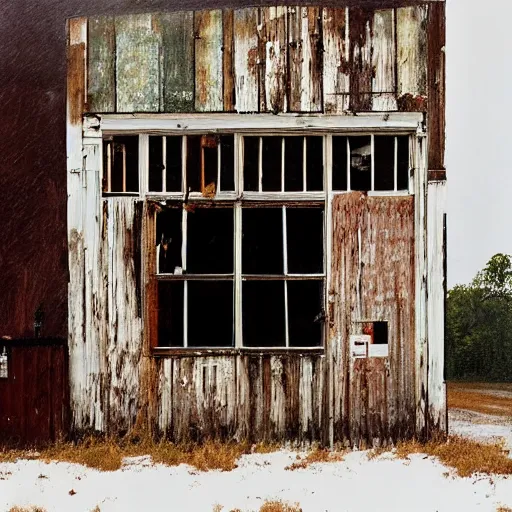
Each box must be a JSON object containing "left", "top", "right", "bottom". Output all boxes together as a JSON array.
[{"left": 85, "top": 112, "right": 424, "bottom": 353}]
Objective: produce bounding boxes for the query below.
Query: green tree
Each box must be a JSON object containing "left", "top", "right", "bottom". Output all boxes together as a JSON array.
[{"left": 446, "top": 253, "right": 512, "bottom": 381}]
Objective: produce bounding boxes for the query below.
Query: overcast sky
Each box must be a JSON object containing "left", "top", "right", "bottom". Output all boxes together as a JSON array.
[{"left": 446, "top": 0, "right": 512, "bottom": 286}]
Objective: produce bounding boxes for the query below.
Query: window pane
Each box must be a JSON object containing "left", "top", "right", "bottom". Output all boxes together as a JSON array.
[
  {"left": 288, "top": 280, "right": 323, "bottom": 347},
  {"left": 374, "top": 136, "right": 394, "bottom": 191},
  {"left": 397, "top": 136, "right": 409, "bottom": 190},
  {"left": 165, "top": 136, "right": 182, "bottom": 192},
  {"left": 286, "top": 208, "right": 324, "bottom": 274},
  {"left": 188, "top": 281, "right": 234, "bottom": 347},
  {"left": 306, "top": 136, "right": 324, "bottom": 191},
  {"left": 284, "top": 136, "right": 304, "bottom": 192},
  {"left": 103, "top": 135, "right": 139, "bottom": 193},
  {"left": 158, "top": 281, "right": 184, "bottom": 347},
  {"left": 156, "top": 208, "right": 183, "bottom": 274},
  {"left": 220, "top": 135, "right": 235, "bottom": 191},
  {"left": 149, "top": 136, "right": 163, "bottom": 192},
  {"left": 262, "top": 137, "right": 282, "bottom": 191},
  {"left": 350, "top": 136, "right": 371, "bottom": 191},
  {"left": 242, "top": 281, "right": 285, "bottom": 347},
  {"left": 187, "top": 135, "right": 202, "bottom": 192},
  {"left": 187, "top": 208, "right": 233, "bottom": 274},
  {"left": 243, "top": 136, "right": 259, "bottom": 191},
  {"left": 332, "top": 136, "right": 347, "bottom": 191},
  {"left": 202, "top": 135, "right": 218, "bottom": 196},
  {"left": 242, "top": 208, "right": 283, "bottom": 274}
]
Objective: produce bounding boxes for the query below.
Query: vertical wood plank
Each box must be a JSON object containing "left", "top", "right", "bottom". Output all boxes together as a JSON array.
[
  {"left": 116, "top": 14, "right": 161, "bottom": 112},
  {"left": 397, "top": 6, "right": 428, "bottom": 111},
  {"left": 349, "top": 7, "right": 373, "bottom": 112},
  {"left": 427, "top": 180, "right": 447, "bottom": 433},
  {"left": 288, "top": 6, "right": 323, "bottom": 113},
  {"left": 372, "top": 9, "right": 397, "bottom": 111},
  {"left": 223, "top": 10, "right": 235, "bottom": 111},
  {"left": 427, "top": 2, "right": 446, "bottom": 170},
  {"left": 323, "top": 9, "right": 350, "bottom": 116},
  {"left": 87, "top": 16, "right": 116, "bottom": 112},
  {"left": 233, "top": 8, "right": 259, "bottom": 113},
  {"left": 259, "top": 7, "right": 288, "bottom": 113},
  {"left": 157, "top": 12, "right": 195, "bottom": 113},
  {"left": 67, "top": 16, "right": 87, "bottom": 431},
  {"left": 195, "top": 10, "right": 224, "bottom": 112}
]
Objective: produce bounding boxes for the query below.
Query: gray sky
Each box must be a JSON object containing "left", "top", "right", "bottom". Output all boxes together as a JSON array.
[{"left": 446, "top": 0, "right": 512, "bottom": 286}]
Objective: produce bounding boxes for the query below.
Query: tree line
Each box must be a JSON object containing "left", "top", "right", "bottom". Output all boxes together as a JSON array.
[{"left": 446, "top": 253, "right": 512, "bottom": 382}]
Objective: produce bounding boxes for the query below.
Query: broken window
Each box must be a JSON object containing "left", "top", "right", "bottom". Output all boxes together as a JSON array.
[
  {"left": 102, "top": 135, "right": 139, "bottom": 194},
  {"left": 243, "top": 136, "right": 324, "bottom": 193},
  {"left": 144, "top": 129, "right": 413, "bottom": 350},
  {"left": 332, "top": 135, "right": 410, "bottom": 192}
]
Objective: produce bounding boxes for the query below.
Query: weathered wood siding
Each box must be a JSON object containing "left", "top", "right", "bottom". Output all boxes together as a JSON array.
[
  {"left": 330, "top": 193, "right": 416, "bottom": 445},
  {"left": 67, "top": 3, "right": 446, "bottom": 445},
  {"left": 84, "top": 4, "right": 439, "bottom": 115}
]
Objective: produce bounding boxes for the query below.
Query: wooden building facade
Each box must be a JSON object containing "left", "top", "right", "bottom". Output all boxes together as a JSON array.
[{"left": 66, "top": 1, "right": 446, "bottom": 446}]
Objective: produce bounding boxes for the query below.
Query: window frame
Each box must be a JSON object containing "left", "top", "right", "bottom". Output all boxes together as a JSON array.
[{"left": 87, "top": 112, "right": 423, "bottom": 354}]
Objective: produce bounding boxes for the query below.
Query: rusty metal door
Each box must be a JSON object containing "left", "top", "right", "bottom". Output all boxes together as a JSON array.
[{"left": 330, "top": 192, "right": 415, "bottom": 446}]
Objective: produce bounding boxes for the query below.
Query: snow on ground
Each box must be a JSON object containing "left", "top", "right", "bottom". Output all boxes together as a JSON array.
[{"left": 1, "top": 447, "right": 512, "bottom": 512}]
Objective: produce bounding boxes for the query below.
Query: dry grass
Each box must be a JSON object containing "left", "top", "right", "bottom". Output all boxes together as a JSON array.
[
  {"left": 0, "top": 438, "right": 280, "bottom": 473},
  {"left": 8, "top": 507, "right": 47, "bottom": 512},
  {"left": 448, "top": 382, "right": 512, "bottom": 417},
  {"left": 396, "top": 435, "right": 512, "bottom": 477},
  {"left": 259, "top": 501, "right": 302, "bottom": 512},
  {"left": 496, "top": 507, "right": 512, "bottom": 512},
  {"left": 285, "top": 446, "right": 345, "bottom": 470}
]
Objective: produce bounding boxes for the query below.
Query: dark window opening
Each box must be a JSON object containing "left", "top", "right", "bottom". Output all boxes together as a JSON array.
[
  {"left": 103, "top": 135, "right": 139, "bottom": 193},
  {"left": 187, "top": 135, "right": 202, "bottom": 192},
  {"left": 242, "top": 281, "right": 285, "bottom": 347},
  {"left": 306, "top": 136, "right": 324, "bottom": 191},
  {"left": 262, "top": 137, "right": 282, "bottom": 191},
  {"left": 284, "top": 136, "right": 304, "bottom": 192},
  {"left": 156, "top": 208, "right": 183, "bottom": 274},
  {"left": 288, "top": 281, "right": 323, "bottom": 347},
  {"left": 373, "top": 321, "right": 388, "bottom": 345},
  {"left": 220, "top": 135, "right": 235, "bottom": 191},
  {"left": 397, "top": 136, "right": 409, "bottom": 190},
  {"left": 166, "top": 136, "right": 183, "bottom": 192},
  {"left": 201, "top": 135, "right": 219, "bottom": 197},
  {"left": 242, "top": 208, "right": 283, "bottom": 274},
  {"left": 158, "top": 281, "right": 184, "bottom": 347},
  {"left": 286, "top": 208, "right": 324, "bottom": 274},
  {"left": 332, "top": 136, "right": 348, "bottom": 191},
  {"left": 350, "top": 136, "right": 371, "bottom": 191},
  {"left": 187, "top": 207, "right": 233, "bottom": 274},
  {"left": 148, "top": 136, "right": 163, "bottom": 192},
  {"left": 243, "top": 136, "right": 259, "bottom": 191},
  {"left": 188, "top": 281, "right": 234, "bottom": 347},
  {"left": 374, "top": 136, "right": 395, "bottom": 191}
]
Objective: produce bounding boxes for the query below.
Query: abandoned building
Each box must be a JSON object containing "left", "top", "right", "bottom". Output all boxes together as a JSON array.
[{"left": 60, "top": 0, "right": 447, "bottom": 447}]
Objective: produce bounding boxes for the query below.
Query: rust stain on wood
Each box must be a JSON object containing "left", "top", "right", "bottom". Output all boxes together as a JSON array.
[
  {"left": 323, "top": 8, "right": 350, "bottom": 113},
  {"left": 67, "top": 41, "right": 85, "bottom": 125},
  {"left": 233, "top": 8, "right": 259, "bottom": 112},
  {"left": 427, "top": 2, "right": 445, "bottom": 170},
  {"left": 259, "top": 7, "right": 288, "bottom": 113},
  {"left": 348, "top": 7, "right": 374, "bottom": 111},
  {"left": 195, "top": 10, "right": 224, "bottom": 112},
  {"left": 288, "top": 6, "right": 323, "bottom": 113},
  {"left": 223, "top": 10, "right": 235, "bottom": 111}
]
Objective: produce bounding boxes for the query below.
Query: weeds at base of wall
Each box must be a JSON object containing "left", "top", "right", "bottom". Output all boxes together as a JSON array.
[
  {"left": 8, "top": 507, "right": 47, "bottom": 512},
  {"left": 389, "top": 435, "right": 512, "bottom": 478},
  {"left": 213, "top": 502, "right": 302, "bottom": 512},
  {"left": 285, "top": 446, "right": 346, "bottom": 470}
]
